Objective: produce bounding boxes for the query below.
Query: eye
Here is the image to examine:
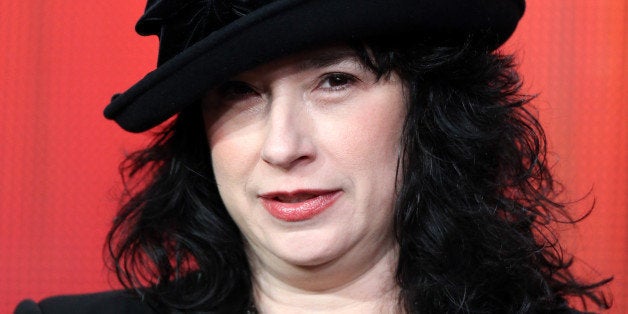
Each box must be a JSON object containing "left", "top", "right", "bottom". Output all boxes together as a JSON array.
[
  {"left": 216, "top": 81, "right": 258, "bottom": 100},
  {"left": 318, "top": 73, "right": 358, "bottom": 91}
]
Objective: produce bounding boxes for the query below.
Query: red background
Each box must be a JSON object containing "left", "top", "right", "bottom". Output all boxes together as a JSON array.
[{"left": 1, "top": 1, "right": 625, "bottom": 312}]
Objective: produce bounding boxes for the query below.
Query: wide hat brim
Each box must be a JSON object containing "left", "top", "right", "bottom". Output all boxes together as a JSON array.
[{"left": 104, "top": 0, "right": 525, "bottom": 132}]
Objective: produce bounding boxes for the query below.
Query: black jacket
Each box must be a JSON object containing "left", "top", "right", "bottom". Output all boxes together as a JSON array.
[
  {"left": 14, "top": 291, "right": 156, "bottom": 314},
  {"left": 15, "top": 290, "right": 585, "bottom": 313}
]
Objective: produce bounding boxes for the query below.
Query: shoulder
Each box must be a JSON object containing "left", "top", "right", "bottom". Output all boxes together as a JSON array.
[{"left": 14, "top": 290, "right": 157, "bottom": 314}]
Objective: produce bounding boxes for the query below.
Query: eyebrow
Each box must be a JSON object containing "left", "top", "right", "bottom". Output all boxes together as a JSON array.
[{"left": 297, "top": 49, "right": 362, "bottom": 71}]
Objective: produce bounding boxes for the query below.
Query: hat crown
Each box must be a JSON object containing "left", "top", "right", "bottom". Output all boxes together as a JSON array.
[{"left": 136, "top": 0, "right": 277, "bottom": 66}]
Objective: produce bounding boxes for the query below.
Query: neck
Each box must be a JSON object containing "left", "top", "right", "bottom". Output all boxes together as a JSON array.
[{"left": 249, "top": 241, "right": 401, "bottom": 313}]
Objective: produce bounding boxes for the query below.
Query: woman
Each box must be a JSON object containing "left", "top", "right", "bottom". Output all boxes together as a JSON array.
[{"left": 16, "top": 0, "right": 610, "bottom": 313}]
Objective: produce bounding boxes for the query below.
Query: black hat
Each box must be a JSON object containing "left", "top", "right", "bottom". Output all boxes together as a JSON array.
[{"left": 104, "top": 0, "right": 525, "bottom": 132}]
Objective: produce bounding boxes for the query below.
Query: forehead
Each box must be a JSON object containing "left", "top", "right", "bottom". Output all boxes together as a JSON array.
[{"left": 293, "top": 46, "right": 363, "bottom": 70}]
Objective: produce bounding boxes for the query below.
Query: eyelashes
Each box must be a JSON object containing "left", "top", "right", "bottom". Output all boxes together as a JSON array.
[
  {"left": 317, "top": 73, "right": 359, "bottom": 92},
  {"left": 216, "top": 72, "right": 360, "bottom": 99},
  {"left": 215, "top": 81, "right": 259, "bottom": 101}
]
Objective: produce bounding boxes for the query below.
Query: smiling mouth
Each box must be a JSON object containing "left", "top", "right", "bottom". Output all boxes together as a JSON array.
[
  {"left": 259, "top": 190, "right": 342, "bottom": 222},
  {"left": 271, "top": 193, "right": 318, "bottom": 203}
]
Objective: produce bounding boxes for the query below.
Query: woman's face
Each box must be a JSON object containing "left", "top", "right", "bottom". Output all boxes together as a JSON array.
[{"left": 203, "top": 46, "right": 406, "bottom": 271}]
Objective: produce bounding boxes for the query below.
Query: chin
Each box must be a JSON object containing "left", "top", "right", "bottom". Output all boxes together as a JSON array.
[{"left": 270, "top": 229, "right": 350, "bottom": 268}]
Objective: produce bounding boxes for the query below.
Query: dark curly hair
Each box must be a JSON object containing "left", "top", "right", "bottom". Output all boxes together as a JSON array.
[{"left": 106, "top": 40, "right": 611, "bottom": 313}]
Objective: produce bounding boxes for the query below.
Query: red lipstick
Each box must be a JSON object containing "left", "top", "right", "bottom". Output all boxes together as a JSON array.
[{"left": 259, "top": 190, "right": 342, "bottom": 222}]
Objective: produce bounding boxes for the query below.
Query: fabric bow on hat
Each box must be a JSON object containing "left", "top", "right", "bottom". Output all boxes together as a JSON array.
[{"left": 136, "top": 0, "right": 275, "bottom": 66}]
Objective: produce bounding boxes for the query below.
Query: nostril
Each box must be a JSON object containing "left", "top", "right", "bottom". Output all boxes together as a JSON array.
[{"left": 261, "top": 142, "right": 315, "bottom": 169}]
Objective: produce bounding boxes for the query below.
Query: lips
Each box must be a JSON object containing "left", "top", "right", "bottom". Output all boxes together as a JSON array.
[{"left": 259, "top": 190, "right": 342, "bottom": 222}]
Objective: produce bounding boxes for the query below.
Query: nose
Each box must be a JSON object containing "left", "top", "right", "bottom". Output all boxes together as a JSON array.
[{"left": 260, "top": 94, "right": 315, "bottom": 169}]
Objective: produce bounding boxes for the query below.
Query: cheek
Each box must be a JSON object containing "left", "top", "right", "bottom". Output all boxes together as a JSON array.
[
  {"left": 209, "top": 142, "right": 237, "bottom": 187},
  {"left": 208, "top": 136, "right": 259, "bottom": 190},
  {"left": 207, "top": 136, "right": 259, "bottom": 225},
  {"left": 326, "top": 90, "right": 405, "bottom": 172},
  {"left": 205, "top": 107, "right": 264, "bottom": 183}
]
